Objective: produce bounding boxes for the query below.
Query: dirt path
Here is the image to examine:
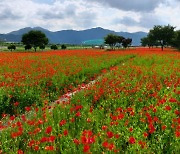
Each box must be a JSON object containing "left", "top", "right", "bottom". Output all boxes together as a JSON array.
[{"left": 0, "top": 56, "right": 135, "bottom": 132}]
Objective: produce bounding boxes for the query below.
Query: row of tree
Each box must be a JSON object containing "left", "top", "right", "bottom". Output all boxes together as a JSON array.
[
  {"left": 7, "top": 43, "right": 67, "bottom": 51},
  {"left": 14, "top": 30, "right": 66, "bottom": 51},
  {"left": 104, "top": 34, "right": 132, "bottom": 49},
  {"left": 21, "top": 30, "right": 132, "bottom": 51},
  {"left": 7, "top": 25, "right": 180, "bottom": 52},
  {"left": 50, "top": 44, "right": 67, "bottom": 50},
  {"left": 141, "top": 25, "right": 180, "bottom": 50}
]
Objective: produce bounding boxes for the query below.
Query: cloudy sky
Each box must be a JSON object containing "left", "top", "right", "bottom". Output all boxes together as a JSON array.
[{"left": 0, "top": 0, "right": 180, "bottom": 33}]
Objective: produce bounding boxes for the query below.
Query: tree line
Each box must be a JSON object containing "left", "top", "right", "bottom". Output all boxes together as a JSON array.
[
  {"left": 6, "top": 24, "right": 180, "bottom": 52},
  {"left": 104, "top": 34, "right": 132, "bottom": 50},
  {"left": 8, "top": 30, "right": 67, "bottom": 51},
  {"left": 7, "top": 30, "right": 132, "bottom": 51},
  {"left": 141, "top": 25, "right": 180, "bottom": 50}
]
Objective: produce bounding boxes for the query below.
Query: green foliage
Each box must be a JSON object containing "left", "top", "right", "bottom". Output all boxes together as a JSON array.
[
  {"left": 51, "top": 44, "right": 58, "bottom": 50},
  {"left": 24, "top": 44, "right": 32, "bottom": 50},
  {"left": 141, "top": 35, "right": 159, "bottom": 48},
  {"left": 122, "top": 38, "right": 132, "bottom": 48},
  {"left": 141, "top": 37, "right": 148, "bottom": 47},
  {"left": 148, "top": 25, "right": 175, "bottom": 50},
  {"left": 104, "top": 34, "right": 118, "bottom": 49},
  {"left": 7, "top": 44, "right": 16, "bottom": 51},
  {"left": 116, "top": 36, "right": 125, "bottom": 48},
  {"left": 39, "top": 44, "right": 45, "bottom": 50},
  {"left": 61, "top": 44, "right": 67, "bottom": 50},
  {"left": 21, "top": 30, "right": 49, "bottom": 52},
  {"left": 171, "top": 30, "right": 180, "bottom": 50},
  {"left": 104, "top": 34, "right": 131, "bottom": 49}
]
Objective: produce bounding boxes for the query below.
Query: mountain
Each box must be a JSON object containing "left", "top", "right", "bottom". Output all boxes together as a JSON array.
[
  {"left": 0, "top": 27, "right": 147, "bottom": 46},
  {"left": 8, "top": 27, "right": 50, "bottom": 35}
]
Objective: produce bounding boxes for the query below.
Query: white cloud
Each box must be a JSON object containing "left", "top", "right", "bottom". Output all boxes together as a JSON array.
[{"left": 0, "top": 0, "right": 179, "bottom": 33}]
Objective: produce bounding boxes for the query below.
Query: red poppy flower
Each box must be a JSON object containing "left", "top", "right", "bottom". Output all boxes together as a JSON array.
[
  {"left": 129, "top": 127, "right": 133, "bottom": 132},
  {"left": 73, "top": 138, "right": 80, "bottom": 145},
  {"left": 10, "top": 115, "right": 15, "bottom": 121},
  {"left": 59, "top": 119, "right": 66, "bottom": 126},
  {"left": 40, "top": 137, "right": 48, "bottom": 143},
  {"left": 18, "top": 149, "right": 24, "bottom": 154},
  {"left": 115, "top": 134, "right": 120, "bottom": 139},
  {"left": 21, "top": 114, "right": 26, "bottom": 121},
  {"left": 86, "top": 118, "right": 91, "bottom": 123},
  {"left": 153, "top": 108, "right": 157, "bottom": 113},
  {"left": 129, "top": 136, "right": 136, "bottom": 144},
  {"left": 14, "top": 102, "right": 19, "bottom": 106},
  {"left": 169, "top": 98, "right": 177, "bottom": 102},
  {"left": 81, "top": 136, "right": 87, "bottom": 144},
  {"left": 75, "top": 111, "right": 81, "bottom": 117},
  {"left": 107, "top": 131, "right": 114, "bottom": 138},
  {"left": 64, "top": 129, "right": 68, "bottom": 136},
  {"left": 25, "top": 106, "right": 31, "bottom": 112},
  {"left": 118, "top": 113, "right": 124, "bottom": 120},
  {"left": 75, "top": 105, "right": 83, "bottom": 111},
  {"left": 162, "top": 125, "right": 167, "bottom": 130},
  {"left": 87, "top": 137, "right": 95, "bottom": 144},
  {"left": 102, "top": 125, "right": 108, "bottom": 130},
  {"left": 49, "top": 136, "right": 56, "bottom": 142},
  {"left": 149, "top": 124, "right": 155, "bottom": 134},
  {"left": 138, "top": 140, "right": 146, "bottom": 148},
  {"left": 175, "top": 110, "right": 180, "bottom": 115},
  {"left": 153, "top": 116, "right": 158, "bottom": 122},
  {"left": 17, "top": 121, "right": 22, "bottom": 127},
  {"left": 45, "top": 146, "right": 54, "bottom": 151},
  {"left": 45, "top": 126, "right": 52, "bottom": 134},
  {"left": 83, "top": 145, "right": 90, "bottom": 153},
  {"left": 28, "top": 140, "right": 35, "bottom": 147},
  {"left": 102, "top": 141, "right": 109, "bottom": 148},
  {"left": 34, "top": 145, "right": 39, "bottom": 151},
  {"left": 143, "top": 132, "right": 148, "bottom": 138},
  {"left": 175, "top": 131, "right": 180, "bottom": 137},
  {"left": 165, "top": 105, "right": 171, "bottom": 111},
  {"left": 108, "top": 143, "right": 115, "bottom": 150}
]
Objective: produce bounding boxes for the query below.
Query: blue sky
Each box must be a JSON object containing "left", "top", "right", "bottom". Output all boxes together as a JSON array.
[{"left": 0, "top": 0, "right": 180, "bottom": 33}]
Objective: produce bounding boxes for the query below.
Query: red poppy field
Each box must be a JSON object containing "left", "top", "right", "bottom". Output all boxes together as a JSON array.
[{"left": 0, "top": 48, "right": 180, "bottom": 153}]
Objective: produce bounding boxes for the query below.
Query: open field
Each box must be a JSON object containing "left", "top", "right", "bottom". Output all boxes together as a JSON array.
[
  {"left": 0, "top": 48, "right": 180, "bottom": 153},
  {"left": 0, "top": 49, "right": 135, "bottom": 116}
]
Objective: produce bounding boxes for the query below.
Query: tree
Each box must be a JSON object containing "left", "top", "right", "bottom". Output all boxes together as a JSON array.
[
  {"left": 39, "top": 44, "right": 45, "bottom": 51},
  {"left": 122, "top": 38, "right": 132, "bottom": 48},
  {"left": 148, "top": 25, "right": 175, "bottom": 50},
  {"left": 8, "top": 44, "right": 16, "bottom": 51},
  {"left": 116, "top": 36, "right": 125, "bottom": 48},
  {"left": 25, "top": 44, "right": 32, "bottom": 50},
  {"left": 104, "top": 34, "right": 132, "bottom": 50},
  {"left": 104, "top": 34, "right": 118, "bottom": 50},
  {"left": 61, "top": 44, "right": 67, "bottom": 49},
  {"left": 141, "top": 35, "right": 158, "bottom": 48},
  {"left": 141, "top": 37, "right": 149, "bottom": 47},
  {"left": 21, "top": 30, "right": 49, "bottom": 52},
  {"left": 51, "top": 44, "right": 58, "bottom": 50},
  {"left": 171, "top": 30, "right": 180, "bottom": 50}
]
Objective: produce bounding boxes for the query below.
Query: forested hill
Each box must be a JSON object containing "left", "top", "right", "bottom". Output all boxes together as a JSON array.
[{"left": 0, "top": 27, "right": 147, "bottom": 46}]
